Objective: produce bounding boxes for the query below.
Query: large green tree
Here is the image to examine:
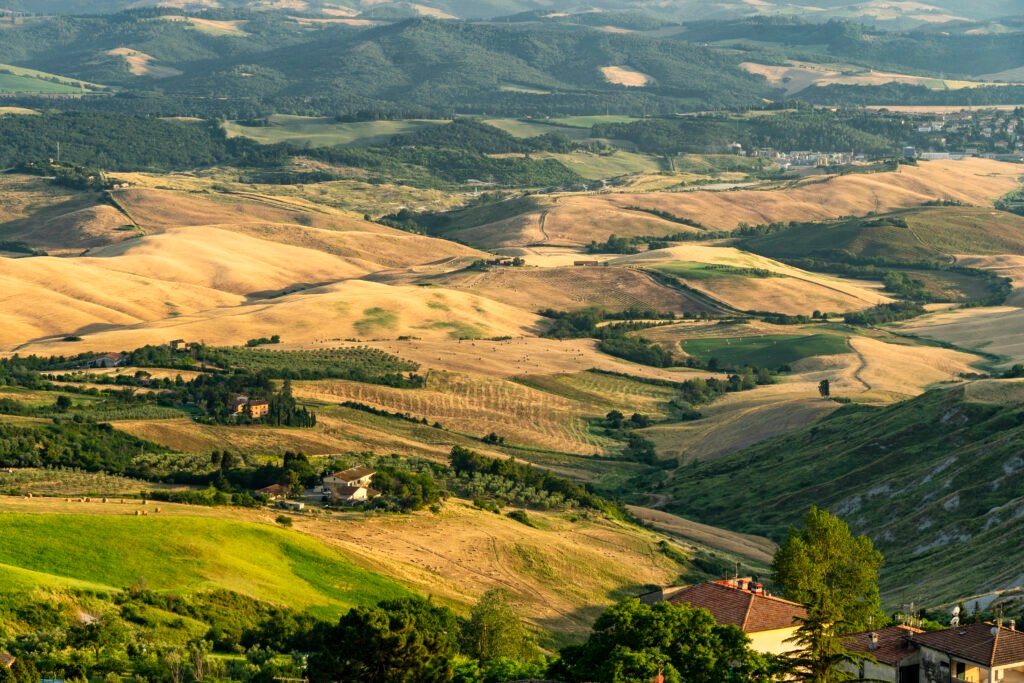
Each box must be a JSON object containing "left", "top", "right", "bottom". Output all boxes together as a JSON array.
[
  {"left": 462, "top": 589, "right": 538, "bottom": 665},
  {"left": 308, "top": 597, "right": 459, "bottom": 683},
  {"left": 550, "top": 599, "right": 777, "bottom": 683},
  {"left": 773, "top": 507, "right": 885, "bottom": 683},
  {"left": 773, "top": 507, "right": 884, "bottom": 632}
]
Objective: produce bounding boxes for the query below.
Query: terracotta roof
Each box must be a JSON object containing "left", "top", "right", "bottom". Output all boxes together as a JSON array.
[
  {"left": 331, "top": 466, "right": 375, "bottom": 481},
  {"left": 256, "top": 484, "right": 284, "bottom": 495},
  {"left": 0, "top": 653, "right": 15, "bottom": 669},
  {"left": 656, "top": 582, "right": 807, "bottom": 633},
  {"left": 912, "top": 622, "right": 1024, "bottom": 667},
  {"left": 845, "top": 625, "right": 923, "bottom": 666}
]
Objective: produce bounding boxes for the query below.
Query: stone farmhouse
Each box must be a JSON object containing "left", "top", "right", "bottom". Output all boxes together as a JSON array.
[{"left": 321, "top": 466, "right": 379, "bottom": 505}]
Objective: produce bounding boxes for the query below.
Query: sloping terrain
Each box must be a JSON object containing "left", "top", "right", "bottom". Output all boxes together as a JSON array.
[
  {"left": 613, "top": 245, "right": 892, "bottom": 314},
  {"left": 660, "top": 380, "right": 1024, "bottom": 605},
  {"left": 442, "top": 159, "right": 1024, "bottom": 248},
  {"left": 746, "top": 206, "right": 1024, "bottom": 262},
  {"left": 0, "top": 496, "right": 690, "bottom": 634}
]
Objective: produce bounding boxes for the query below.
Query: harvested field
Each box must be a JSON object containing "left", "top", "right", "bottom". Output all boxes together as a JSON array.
[
  {"left": 446, "top": 160, "right": 1023, "bottom": 248},
  {"left": 897, "top": 305, "right": 1024, "bottom": 366},
  {"left": 626, "top": 506, "right": 777, "bottom": 566},
  {"left": 404, "top": 266, "right": 724, "bottom": 315},
  {"left": 601, "top": 66, "right": 651, "bottom": 87},
  {"left": 105, "top": 48, "right": 183, "bottom": 78},
  {"left": 614, "top": 245, "right": 892, "bottom": 314},
  {"left": 13, "top": 280, "right": 542, "bottom": 355},
  {"left": 741, "top": 60, "right": 1019, "bottom": 96},
  {"left": 294, "top": 371, "right": 615, "bottom": 455},
  {"left": 293, "top": 337, "right": 718, "bottom": 382}
]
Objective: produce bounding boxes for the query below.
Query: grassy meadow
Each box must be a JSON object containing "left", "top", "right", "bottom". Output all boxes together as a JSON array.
[{"left": 222, "top": 115, "right": 448, "bottom": 147}]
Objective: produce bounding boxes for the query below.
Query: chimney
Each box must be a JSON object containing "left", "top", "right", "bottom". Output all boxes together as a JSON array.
[
  {"left": 1011, "top": 620, "right": 1016, "bottom": 632},
  {"left": 868, "top": 632, "right": 879, "bottom": 651}
]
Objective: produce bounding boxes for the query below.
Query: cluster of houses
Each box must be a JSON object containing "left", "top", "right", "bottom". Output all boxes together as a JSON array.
[
  {"left": 256, "top": 465, "right": 380, "bottom": 510},
  {"left": 642, "top": 577, "right": 1024, "bottom": 683},
  {"left": 749, "top": 148, "right": 862, "bottom": 168}
]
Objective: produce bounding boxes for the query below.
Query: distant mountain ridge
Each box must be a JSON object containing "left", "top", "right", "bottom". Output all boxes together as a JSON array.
[{"left": 3, "top": 0, "right": 1021, "bottom": 23}]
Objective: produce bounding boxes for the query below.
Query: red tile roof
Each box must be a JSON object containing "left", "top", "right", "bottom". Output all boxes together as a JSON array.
[
  {"left": 845, "top": 625, "right": 923, "bottom": 666},
  {"left": 656, "top": 582, "right": 807, "bottom": 633},
  {"left": 0, "top": 653, "right": 15, "bottom": 669},
  {"left": 912, "top": 622, "right": 1024, "bottom": 667},
  {"left": 331, "top": 466, "right": 375, "bottom": 481}
]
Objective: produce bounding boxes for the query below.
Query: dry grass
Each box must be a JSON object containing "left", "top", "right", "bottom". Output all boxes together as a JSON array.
[
  {"left": 626, "top": 506, "right": 777, "bottom": 565},
  {"left": 295, "top": 371, "right": 612, "bottom": 455},
  {"left": 449, "top": 160, "right": 1023, "bottom": 248},
  {"left": 0, "top": 496, "right": 682, "bottom": 634},
  {"left": 395, "top": 266, "right": 722, "bottom": 315},
  {"left": 614, "top": 245, "right": 892, "bottom": 314},
  {"left": 896, "top": 305, "right": 1024, "bottom": 366},
  {"left": 600, "top": 66, "right": 651, "bottom": 87},
  {"left": 105, "top": 48, "right": 183, "bottom": 78},
  {"left": 13, "top": 279, "right": 542, "bottom": 355},
  {"left": 298, "top": 337, "right": 717, "bottom": 382},
  {"left": 742, "top": 61, "right": 1019, "bottom": 97}
]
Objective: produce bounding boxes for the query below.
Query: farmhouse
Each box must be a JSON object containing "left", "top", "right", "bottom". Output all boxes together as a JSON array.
[
  {"left": 640, "top": 577, "right": 807, "bottom": 655},
  {"left": 229, "top": 396, "right": 270, "bottom": 420},
  {"left": 169, "top": 339, "right": 197, "bottom": 352},
  {"left": 321, "top": 466, "right": 378, "bottom": 505},
  {"left": 255, "top": 483, "right": 286, "bottom": 500},
  {"left": 329, "top": 484, "right": 380, "bottom": 505},
  {"left": 323, "top": 466, "right": 375, "bottom": 489},
  {"left": 86, "top": 352, "right": 125, "bottom": 369},
  {"left": 0, "top": 653, "right": 14, "bottom": 670},
  {"left": 244, "top": 400, "right": 269, "bottom": 419}
]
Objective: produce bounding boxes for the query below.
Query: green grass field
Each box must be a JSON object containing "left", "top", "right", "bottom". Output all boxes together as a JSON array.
[
  {"left": 547, "top": 115, "right": 640, "bottom": 128},
  {"left": 222, "top": 115, "right": 448, "bottom": 147},
  {"left": 0, "top": 513, "right": 409, "bottom": 617},
  {"left": 0, "top": 63, "right": 103, "bottom": 93},
  {"left": 652, "top": 263, "right": 781, "bottom": 280},
  {"left": 481, "top": 118, "right": 591, "bottom": 140},
  {"left": 680, "top": 334, "right": 850, "bottom": 369},
  {"left": 0, "top": 73, "right": 82, "bottom": 94},
  {"left": 538, "top": 150, "right": 664, "bottom": 179}
]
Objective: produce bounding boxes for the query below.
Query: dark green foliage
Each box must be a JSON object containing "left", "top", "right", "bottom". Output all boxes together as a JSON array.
[
  {"left": 308, "top": 597, "right": 460, "bottom": 683},
  {"left": 0, "top": 112, "right": 283, "bottom": 171},
  {"left": 551, "top": 598, "right": 776, "bottom": 683},
  {"left": 449, "top": 445, "right": 609, "bottom": 512},
  {"left": 841, "top": 302, "right": 924, "bottom": 326},
  {"left": 506, "top": 510, "right": 534, "bottom": 527},
  {"left": 595, "top": 109, "right": 902, "bottom": 156},
  {"left": 598, "top": 335, "right": 674, "bottom": 367},
  {"left": 0, "top": 421, "right": 165, "bottom": 474},
  {"left": 369, "top": 466, "right": 443, "bottom": 512}
]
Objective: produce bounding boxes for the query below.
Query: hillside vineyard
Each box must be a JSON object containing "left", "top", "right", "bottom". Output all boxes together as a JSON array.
[{"left": 0, "top": 2, "right": 1022, "bottom": 682}]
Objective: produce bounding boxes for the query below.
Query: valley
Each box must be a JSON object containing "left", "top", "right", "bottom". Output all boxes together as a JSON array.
[{"left": 0, "top": 2, "right": 1023, "bottom": 680}]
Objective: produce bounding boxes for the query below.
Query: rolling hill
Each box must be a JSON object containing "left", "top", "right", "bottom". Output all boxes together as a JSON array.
[
  {"left": 436, "top": 159, "right": 1024, "bottom": 248},
  {"left": 658, "top": 379, "right": 1024, "bottom": 606},
  {"left": 745, "top": 206, "right": 1024, "bottom": 263}
]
